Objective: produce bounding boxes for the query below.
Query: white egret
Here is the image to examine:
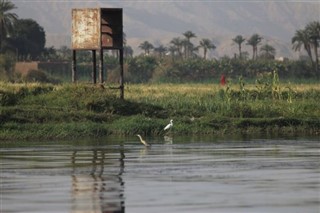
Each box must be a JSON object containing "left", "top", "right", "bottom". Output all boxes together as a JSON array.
[
  {"left": 136, "top": 134, "right": 151, "bottom": 147},
  {"left": 164, "top": 119, "right": 173, "bottom": 131}
]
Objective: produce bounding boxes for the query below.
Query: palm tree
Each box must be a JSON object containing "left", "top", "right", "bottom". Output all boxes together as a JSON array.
[
  {"left": 199, "top": 38, "right": 216, "bottom": 59},
  {"left": 306, "top": 21, "right": 320, "bottom": 73},
  {"left": 232, "top": 35, "right": 246, "bottom": 59},
  {"left": 0, "top": 0, "right": 18, "bottom": 50},
  {"left": 183, "top": 30, "right": 196, "bottom": 58},
  {"left": 292, "top": 29, "right": 314, "bottom": 66},
  {"left": 170, "top": 37, "right": 183, "bottom": 58},
  {"left": 168, "top": 45, "right": 177, "bottom": 62},
  {"left": 183, "top": 30, "right": 196, "bottom": 42},
  {"left": 154, "top": 44, "right": 167, "bottom": 58},
  {"left": 190, "top": 43, "right": 199, "bottom": 58},
  {"left": 139, "top": 41, "right": 153, "bottom": 55},
  {"left": 181, "top": 38, "right": 189, "bottom": 59},
  {"left": 246, "top": 34, "right": 263, "bottom": 60},
  {"left": 260, "top": 43, "right": 276, "bottom": 59}
]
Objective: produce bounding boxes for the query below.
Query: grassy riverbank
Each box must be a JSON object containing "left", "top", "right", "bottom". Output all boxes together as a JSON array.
[{"left": 0, "top": 81, "right": 319, "bottom": 140}]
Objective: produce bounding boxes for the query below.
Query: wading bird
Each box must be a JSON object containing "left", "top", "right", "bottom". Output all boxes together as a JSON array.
[
  {"left": 136, "top": 134, "right": 151, "bottom": 147},
  {"left": 164, "top": 119, "right": 173, "bottom": 131}
]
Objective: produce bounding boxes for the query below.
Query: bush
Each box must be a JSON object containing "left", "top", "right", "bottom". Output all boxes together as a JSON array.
[
  {"left": 0, "top": 53, "right": 16, "bottom": 80},
  {"left": 25, "top": 69, "right": 49, "bottom": 82},
  {"left": 0, "top": 91, "right": 18, "bottom": 106},
  {"left": 165, "top": 59, "right": 215, "bottom": 82},
  {"left": 24, "top": 69, "right": 60, "bottom": 84},
  {"left": 86, "top": 95, "right": 167, "bottom": 117},
  {"left": 127, "top": 56, "right": 158, "bottom": 83}
]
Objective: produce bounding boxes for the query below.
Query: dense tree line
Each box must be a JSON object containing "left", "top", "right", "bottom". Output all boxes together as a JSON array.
[
  {"left": 0, "top": 0, "right": 45, "bottom": 60},
  {"left": 0, "top": 0, "right": 319, "bottom": 83},
  {"left": 127, "top": 21, "right": 319, "bottom": 82}
]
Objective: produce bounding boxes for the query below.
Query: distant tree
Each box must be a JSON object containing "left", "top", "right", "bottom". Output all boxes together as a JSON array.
[
  {"left": 306, "top": 21, "right": 320, "bottom": 73},
  {"left": 127, "top": 56, "right": 157, "bottom": 83},
  {"left": 241, "top": 51, "right": 250, "bottom": 60},
  {"left": 292, "top": 29, "right": 313, "bottom": 62},
  {"left": 57, "top": 45, "right": 71, "bottom": 61},
  {"left": 9, "top": 18, "right": 45, "bottom": 60},
  {"left": 259, "top": 43, "right": 276, "bottom": 59},
  {"left": 181, "top": 38, "right": 189, "bottom": 59},
  {"left": 190, "top": 44, "right": 199, "bottom": 58},
  {"left": 232, "top": 35, "right": 246, "bottom": 59},
  {"left": 246, "top": 34, "right": 263, "bottom": 60},
  {"left": 183, "top": 30, "right": 196, "bottom": 58},
  {"left": 170, "top": 37, "right": 183, "bottom": 58},
  {"left": 124, "top": 45, "right": 133, "bottom": 58},
  {"left": 183, "top": 30, "right": 196, "bottom": 42},
  {"left": 292, "top": 24, "right": 318, "bottom": 74},
  {"left": 41, "top": 46, "right": 57, "bottom": 61},
  {"left": 168, "top": 45, "right": 178, "bottom": 62},
  {"left": 154, "top": 44, "right": 167, "bottom": 58},
  {"left": 182, "top": 39, "right": 198, "bottom": 59},
  {"left": 0, "top": 0, "right": 18, "bottom": 51},
  {"left": 139, "top": 41, "right": 153, "bottom": 56},
  {"left": 199, "top": 38, "right": 216, "bottom": 59}
]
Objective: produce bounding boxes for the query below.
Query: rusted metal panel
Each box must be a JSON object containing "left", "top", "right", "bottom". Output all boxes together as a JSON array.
[
  {"left": 71, "top": 8, "right": 123, "bottom": 49},
  {"left": 72, "top": 8, "right": 101, "bottom": 50},
  {"left": 71, "top": 8, "right": 124, "bottom": 99}
]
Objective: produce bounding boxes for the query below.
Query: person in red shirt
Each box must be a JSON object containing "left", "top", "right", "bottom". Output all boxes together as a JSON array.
[{"left": 220, "top": 74, "right": 226, "bottom": 86}]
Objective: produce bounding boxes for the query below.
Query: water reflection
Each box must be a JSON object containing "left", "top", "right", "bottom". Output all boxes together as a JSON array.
[
  {"left": 1, "top": 137, "right": 319, "bottom": 213},
  {"left": 164, "top": 135, "right": 173, "bottom": 144},
  {"left": 0, "top": 142, "right": 126, "bottom": 213},
  {"left": 70, "top": 146, "right": 125, "bottom": 213}
]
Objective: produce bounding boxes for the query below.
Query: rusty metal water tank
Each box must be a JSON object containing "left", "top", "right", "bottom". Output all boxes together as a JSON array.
[{"left": 72, "top": 8, "right": 123, "bottom": 50}]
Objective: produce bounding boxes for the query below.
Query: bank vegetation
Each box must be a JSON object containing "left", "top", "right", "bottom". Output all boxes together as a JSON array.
[{"left": 0, "top": 75, "right": 319, "bottom": 140}]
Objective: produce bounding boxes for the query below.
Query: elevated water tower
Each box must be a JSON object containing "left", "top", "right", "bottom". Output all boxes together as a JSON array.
[{"left": 71, "top": 8, "right": 124, "bottom": 99}]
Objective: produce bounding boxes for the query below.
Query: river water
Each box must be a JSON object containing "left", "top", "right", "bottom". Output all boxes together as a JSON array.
[{"left": 1, "top": 135, "right": 319, "bottom": 213}]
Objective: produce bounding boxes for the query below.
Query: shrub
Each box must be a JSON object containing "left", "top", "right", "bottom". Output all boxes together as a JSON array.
[
  {"left": 24, "top": 69, "right": 60, "bottom": 84},
  {"left": 127, "top": 56, "right": 158, "bottom": 83},
  {"left": 0, "top": 91, "right": 18, "bottom": 106},
  {"left": 0, "top": 53, "right": 16, "bottom": 80},
  {"left": 164, "top": 58, "right": 216, "bottom": 82},
  {"left": 25, "top": 69, "right": 49, "bottom": 82}
]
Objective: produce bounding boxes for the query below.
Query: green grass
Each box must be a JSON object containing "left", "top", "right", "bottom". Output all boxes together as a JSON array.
[{"left": 0, "top": 82, "right": 319, "bottom": 140}]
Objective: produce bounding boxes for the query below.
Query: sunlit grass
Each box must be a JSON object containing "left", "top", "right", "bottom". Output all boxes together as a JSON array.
[
  {"left": 0, "top": 81, "right": 319, "bottom": 139},
  {"left": 124, "top": 82, "right": 319, "bottom": 118}
]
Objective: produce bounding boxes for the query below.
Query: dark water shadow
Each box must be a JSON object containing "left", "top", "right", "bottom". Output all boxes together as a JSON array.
[{"left": 70, "top": 144, "right": 126, "bottom": 213}]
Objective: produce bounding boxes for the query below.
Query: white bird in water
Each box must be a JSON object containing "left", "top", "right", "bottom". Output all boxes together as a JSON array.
[
  {"left": 136, "top": 134, "right": 151, "bottom": 147},
  {"left": 164, "top": 119, "right": 173, "bottom": 131}
]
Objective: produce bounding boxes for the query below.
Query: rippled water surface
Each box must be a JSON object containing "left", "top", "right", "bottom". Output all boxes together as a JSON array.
[{"left": 1, "top": 136, "right": 319, "bottom": 213}]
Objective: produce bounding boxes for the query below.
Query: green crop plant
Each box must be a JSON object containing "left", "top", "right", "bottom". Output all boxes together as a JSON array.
[{"left": 272, "top": 69, "right": 281, "bottom": 100}]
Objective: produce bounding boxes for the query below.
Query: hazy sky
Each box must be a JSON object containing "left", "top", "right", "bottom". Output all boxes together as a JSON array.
[{"left": 12, "top": 0, "right": 320, "bottom": 57}]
